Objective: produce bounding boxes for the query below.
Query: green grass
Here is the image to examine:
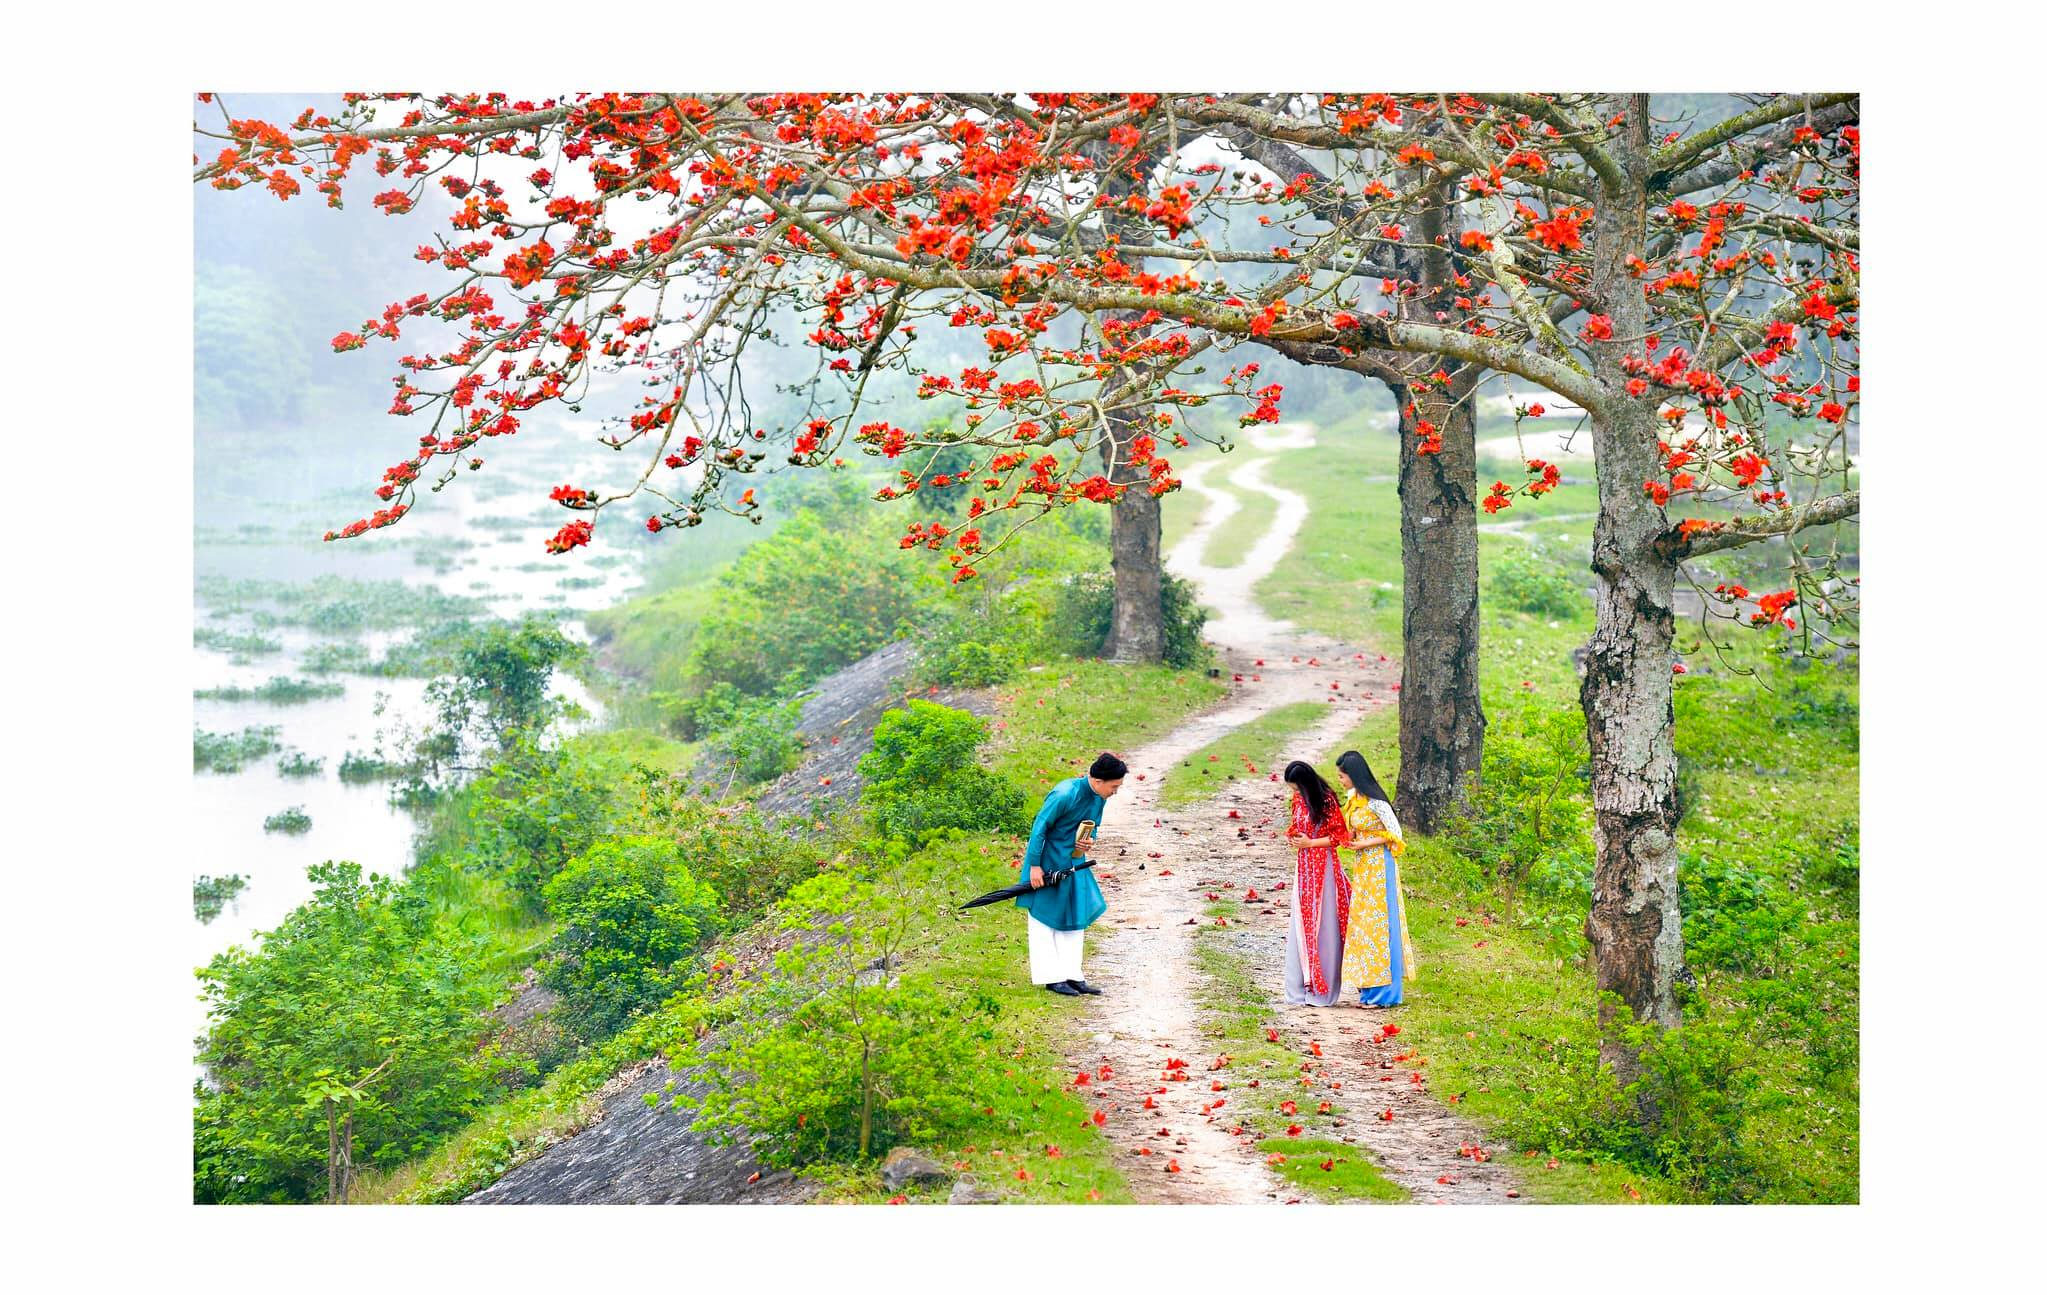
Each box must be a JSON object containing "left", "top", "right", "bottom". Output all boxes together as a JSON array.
[
  {"left": 1159, "top": 700, "right": 1328, "bottom": 810},
  {"left": 570, "top": 727, "right": 699, "bottom": 776},
  {"left": 985, "top": 659, "right": 1228, "bottom": 789},
  {"left": 585, "top": 581, "right": 719, "bottom": 687},
  {"left": 1260, "top": 1139, "right": 1408, "bottom": 1201},
  {"left": 1185, "top": 921, "right": 1412, "bottom": 1203},
  {"left": 1253, "top": 415, "right": 1405, "bottom": 645},
  {"left": 1233, "top": 407, "right": 1858, "bottom": 1204},
  {"left": 797, "top": 837, "right": 1135, "bottom": 1204}
]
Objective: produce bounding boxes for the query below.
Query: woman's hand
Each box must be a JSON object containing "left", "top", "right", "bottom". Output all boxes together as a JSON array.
[{"left": 1029, "top": 866, "right": 1046, "bottom": 889}]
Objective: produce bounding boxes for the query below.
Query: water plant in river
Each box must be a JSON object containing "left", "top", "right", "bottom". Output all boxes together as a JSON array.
[
  {"left": 194, "top": 725, "right": 283, "bottom": 773},
  {"left": 300, "top": 641, "right": 377, "bottom": 674},
  {"left": 339, "top": 750, "right": 410, "bottom": 783},
  {"left": 193, "top": 626, "right": 283, "bottom": 657},
  {"left": 276, "top": 749, "right": 325, "bottom": 778},
  {"left": 263, "top": 806, "right": 314, "bottom": 835},
  {"left": 193, "top": 873, "right": 248, "bottom": 923},
  {"left": 197, "top": 575, "right": 487, "bottom": 634},
  {"left": 196, "top": 676, "right": 346, "bottom": 704}
]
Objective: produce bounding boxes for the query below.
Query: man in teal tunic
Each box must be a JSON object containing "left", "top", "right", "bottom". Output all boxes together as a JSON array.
[{"left": 1017, "top": 752, "right": 1126, "bottom": 996}]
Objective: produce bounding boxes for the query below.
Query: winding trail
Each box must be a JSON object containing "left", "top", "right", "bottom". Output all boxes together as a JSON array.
[{"left": 1066, "top": 424, "right": 1524, "bottom": 1205}]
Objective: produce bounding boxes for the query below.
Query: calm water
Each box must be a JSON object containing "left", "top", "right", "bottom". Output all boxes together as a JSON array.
[{"left": 191, "top": 437, "right": 661, "bottom": 1038}]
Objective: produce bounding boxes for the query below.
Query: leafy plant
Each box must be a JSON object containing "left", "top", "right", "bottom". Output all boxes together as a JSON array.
[
  {"left": 194, "top": 862, "right": 503, "bottom": 1203},
  {"left": 276, "top": 749, "right": 325, "bottom": 778},
  {"left": 194, "top": 725, "right": 282, "bottom": 773},
  {"left": 860, "top": 701, "right": 1030, "bottom": 845},
  {"left": 1438, "top": 700, "right": 1593, "bottom": 924},
  {"left": 338, "top": 749, "right": 409, "bottom": 783},
  {"left": 660, "top": 852, "right": 1002, "bottom": 1165},
  {"left": 1489, "top": 546, "right": 1584, "bottom": 619},
  {"left": 687, "top": 510, "right": 925, "bottom": 696},
  {"left": 539, "top": 837, "right": 723, "bottom": 1041},
  {"left": 912, "top": 596, "right": 1026, "bottom": 687},
  {"left": 193, "top": 873, "right": 248, "bottom": 923},
  {"left": 263, "top": 805, "right": 314, "bottom": 835},
  {"left": 1049, "top": 570, "right": 1212, "bottom": 669}
]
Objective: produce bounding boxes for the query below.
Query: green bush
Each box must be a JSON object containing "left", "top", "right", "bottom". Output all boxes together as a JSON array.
[
  {"left": 193, "top": 873, "right": 247, "bottom": 923},
  {"left": 540, "top": 837, "right": 723, "bottom": 1041},
  {"left": 859, "top": 701, "right": 1030, "bottom": 845},
  {"left": 194, "top": 862, "right": 503, "bottom": 1203},
  {"left": 1049, "top": 570, "right": 1212, "bottom": 669},
  {"left": 628, "top": 793, "right": 845, "bottom": 926},
  {"left": 1489, "top": 546, "right": 1583, "bottom": 619},
  {"left": 430, "top": 735, "right": 633, "bottom": 907},
  {"left": 658, "top": 855, "right": 1002, "bottom": 1165},
  {"left": 1439, "top": 700, "right": 1594, "bottom": 930},
  {"left": 912, "top": 597, "right": 1027, "bottom": 688},
  {"left": 688, "top": 510, "right": 926, "bottom": 696},
  {"left": 677, "top": 680, "right": 806, "bottom": 785},
  {"left": 1621, "top": 1005, "right": 1788, "bottom": 1203}
]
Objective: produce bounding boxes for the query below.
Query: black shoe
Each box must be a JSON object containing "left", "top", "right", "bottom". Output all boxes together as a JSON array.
[
  {"left": 1065, "top": 979, "right": 1102, "bottom": 995},
  {"left": 1045, "top": 981, "right": 1082, "bottom": 996}
]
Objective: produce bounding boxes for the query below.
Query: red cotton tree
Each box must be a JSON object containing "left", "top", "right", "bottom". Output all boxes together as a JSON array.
[{"left": 195, "top": 91, "right": 1859, "bottom": 1090}]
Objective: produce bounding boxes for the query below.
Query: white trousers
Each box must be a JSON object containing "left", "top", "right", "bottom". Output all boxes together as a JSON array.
[{"left": 1026, "top": 915, "right": 1086, "bottom": 985}]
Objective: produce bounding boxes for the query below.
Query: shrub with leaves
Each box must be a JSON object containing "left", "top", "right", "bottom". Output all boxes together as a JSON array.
[
  {"left": 688, "top": 510, "right": 926, "bottom": 696},
  {"left": 194, "top": 861, "right": 502, "bottom": 1203},
  {"left": 1050, "top": 570, "right": 1212, "bottom": 669},
  {"left": 660, "top": 852, "right": 1002, "bottom": 1165},
  {"left": 1438, "top": 700, "right": 1594, "bottom": 926},
  {"left": 1488, "top": 545, "right": 1584, "bottom": 619},
  {"left": 912, "top": 595, "right": 1027, "bottom": 688},
  {"left": 540, "top": 836, "right": 722, "bottom": 1041},
  {"left": 859, "top": 700, "right": 1029, "bottom": 845},
  {"left": 423, "top": 734, "right": 636, "bottom": 907},
  {"left": 628, "top": 786, "right": 844, "bottom": 925}
]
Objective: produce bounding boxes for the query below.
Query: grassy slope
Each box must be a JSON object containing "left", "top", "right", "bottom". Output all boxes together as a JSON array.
[
  {"left": 803, "top": 666, "right": 1234, "bottom": 1204},
  {"left": 1221, "top": 415, "right": 1857, "bottom": 1203},
  {"left": 362, "top": 652, "right": 1229, "bottom": 1204},
  {"left": 1157, "top": 701, "right": 1327, "bottom": 811}
]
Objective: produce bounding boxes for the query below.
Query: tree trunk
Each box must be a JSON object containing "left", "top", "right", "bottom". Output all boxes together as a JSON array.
[
  {"left": 325, "top": 1098, "right": 340, "bottom": 1204},
  {"left": 1581, "top": 399, "right": 1686, "bottom": 1088},
  {"left": 1580, "top": 95, "right": 1686, "bottom": 1091},
  {"left": 1095, "top": 139, "right": 1166, "bottom": 666},
  {"left": 858, "top": 1037, "right": 874, "bottom": 1160},
  {"left": 1101, "top": 416, "right": 1165, "bottom": 663},
  {"left": 1391, "top": 377, "right": 1484, "bottom": 834}
]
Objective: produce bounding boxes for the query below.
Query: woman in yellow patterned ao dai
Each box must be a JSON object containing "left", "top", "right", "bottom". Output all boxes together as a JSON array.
[{"left": 1335, "top": 750, "right": 1413, "bottom": 1006}]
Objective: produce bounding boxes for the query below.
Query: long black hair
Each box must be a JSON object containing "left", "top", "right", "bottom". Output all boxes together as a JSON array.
[
  {"left": 1336, "top": 750, "right": 1393, "bottom": 805},
  {"left": 1282, "top": 760, "right": 1341, "bottom": 827}
]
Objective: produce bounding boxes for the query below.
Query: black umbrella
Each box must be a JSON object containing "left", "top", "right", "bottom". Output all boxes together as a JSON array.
[{"left": 958, "top": 859, "right": 1097, "bottom": 911}]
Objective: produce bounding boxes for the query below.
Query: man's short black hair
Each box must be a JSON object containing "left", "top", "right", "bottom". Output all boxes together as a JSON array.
[{"left": 1089, "top": 752, "right": 1128, "bottom": 781}]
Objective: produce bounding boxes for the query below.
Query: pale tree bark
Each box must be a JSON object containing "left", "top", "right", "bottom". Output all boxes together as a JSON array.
[{"left": 1579, "top": 95, "right": 1685, "bottom": 1089}]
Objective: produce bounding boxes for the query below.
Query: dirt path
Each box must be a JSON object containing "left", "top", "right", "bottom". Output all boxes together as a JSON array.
[{"left": 1066, "top": 424, "right": 1524, "bottom": 1205}]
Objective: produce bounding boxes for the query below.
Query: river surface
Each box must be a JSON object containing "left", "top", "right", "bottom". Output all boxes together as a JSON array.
[{"left": 190, "top": 430, "right": 665, "bottom": 1040}]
